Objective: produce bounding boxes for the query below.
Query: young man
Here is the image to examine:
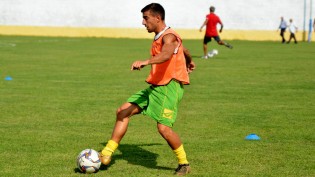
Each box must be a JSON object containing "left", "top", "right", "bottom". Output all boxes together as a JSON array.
[
  {"left": 100, "top": 3, "right": 195, "bottom": 176},
  {"left": 278, "top": 16, "right": 287, "bottom": 43},
  {"left": 199, "top": 6, "right": 232, "bottom": 59},
  {"left": 287, "top": 18, "right": 298, "bottom": 44}
]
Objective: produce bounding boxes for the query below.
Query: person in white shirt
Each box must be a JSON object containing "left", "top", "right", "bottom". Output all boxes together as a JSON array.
[
  {"left": 287, "top": 19, "right": 298, "bottom": 44},
  {"left": 278, "top": 17, "right": 287, "bottom": 43}
]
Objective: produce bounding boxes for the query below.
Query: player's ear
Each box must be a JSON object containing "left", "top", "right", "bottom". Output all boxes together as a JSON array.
[{"left": 156, "top": 15, "right": 162, "bottom": 23}]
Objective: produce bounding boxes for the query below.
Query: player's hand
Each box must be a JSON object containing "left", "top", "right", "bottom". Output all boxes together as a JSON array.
[
  {"left": 187, "top": 61, "right": 196, "bottom": 74},
  {"left": 131, "top": 60, "right": 149, "bottom": 70}
]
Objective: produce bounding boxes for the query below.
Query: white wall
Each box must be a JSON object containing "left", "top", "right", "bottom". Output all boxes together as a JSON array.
[{"left": 0, "top": 0, "right": 313, "bottom": 31}]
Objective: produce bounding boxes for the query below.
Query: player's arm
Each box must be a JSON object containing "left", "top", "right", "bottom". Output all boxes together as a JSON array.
[
  {"left": 131, "top": 33, "right": 178, "bottom": 70},
  {"left": 183, "top": 48, "right": 196, "bottom": 73},
  {"left": 219, "top": 20, "right": 224, "bottom": 33},
  {"left": 219, "top": 24, "right": 223, "bottom": 33},
  {"left": 199, "top": 19, "right": 208, "bottom": 32},
  {"left": 278, "top": 22, "right": 281, "bottom": 30}
]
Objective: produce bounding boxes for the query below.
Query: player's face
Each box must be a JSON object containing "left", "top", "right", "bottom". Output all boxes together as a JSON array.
[{"left": 142, "top": 10, "right": 158, "bottom": 33}]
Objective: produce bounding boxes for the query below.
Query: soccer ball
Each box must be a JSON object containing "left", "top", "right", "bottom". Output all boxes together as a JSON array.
[
  {"left": 212, "top": 49, "right": 219, "bottom": 55},
  {"left": 207, "top": 49, "right": 218, "bottom": 58},
  {"left": 77, "top": 149, "right": 101, "bottom": 173},
  {"left": 207, "top": 52, "right": 214, "bottom": 58}
]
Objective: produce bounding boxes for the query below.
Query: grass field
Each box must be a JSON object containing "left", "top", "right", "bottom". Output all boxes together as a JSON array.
[{"left": 0, "top": 36, "right": 314, "bottom": 177}]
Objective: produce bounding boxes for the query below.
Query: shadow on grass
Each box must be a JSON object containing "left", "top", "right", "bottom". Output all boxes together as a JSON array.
[
  {"left": 191, "top": 55, "right": 202, "bottom": 58},
  {"left": 99, "top": 143, "right": 174, "bottom": 171},
  {"left": 74, "top": 168, "right": 81, "bottom": 173}
]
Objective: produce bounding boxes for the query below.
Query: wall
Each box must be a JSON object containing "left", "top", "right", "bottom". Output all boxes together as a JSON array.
[{"left": 0, "top": 0, "right": 314, "bottom": 40}]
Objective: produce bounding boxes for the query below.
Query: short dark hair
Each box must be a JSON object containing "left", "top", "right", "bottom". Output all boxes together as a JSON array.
[
  {"left": 141, "top": 3, "right": 165, "bottom": 20},
  {"left": 210, "top": 6, "right": 215, "bottom": 12}
]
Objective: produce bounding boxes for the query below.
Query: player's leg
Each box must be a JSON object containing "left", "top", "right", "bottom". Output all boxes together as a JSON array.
[
  {"left": 101, "top": 88, "right": 149, "bottom": 165},
  {"left": 203, "top": 43, "right": 208, "bottom": 57},
  {"left": 157, "top": 123, "right": 189, "bottom": 164},
  {"left": 216, "top": 36, "right": 233, "bottom": 49},
  {"left": 157, "top": 123, "right": 191, "bottom": 175},
  {"left": 202, "top": 36, "right": 211, "bottom": 58},
  {"left": 111, "top": 103, "right": 142, "bottom": 143},
  {"left": 149, "top": 81, "right": 190, "bottom": 175},
  {"left": 100, "top": 102, "right": 142, "bottom": 165}
]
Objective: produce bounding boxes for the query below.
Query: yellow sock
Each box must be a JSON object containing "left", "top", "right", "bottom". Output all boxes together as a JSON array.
[
  {"left": 101, "top": 140, "right": 118, "bottom": 156},
  {"left": 173, "top": 144, "right": 189, "bottom": 164}
]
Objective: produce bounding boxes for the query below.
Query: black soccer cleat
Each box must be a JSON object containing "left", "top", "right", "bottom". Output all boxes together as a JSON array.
[
  {"left": 174, "top": 164, "right": 191, "bottom": 176},
  {"left": 226, "top": 43, "right": 233, "bottom": 49}
]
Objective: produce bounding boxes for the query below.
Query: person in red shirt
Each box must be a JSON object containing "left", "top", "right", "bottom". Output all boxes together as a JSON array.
[{"left": 199, "top": 6, "right": 232, "bottom": 59}]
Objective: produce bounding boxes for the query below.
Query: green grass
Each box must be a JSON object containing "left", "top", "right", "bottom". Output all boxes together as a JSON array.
[{"left": 0, "top": 36, "right": 314, "bottom": 177}]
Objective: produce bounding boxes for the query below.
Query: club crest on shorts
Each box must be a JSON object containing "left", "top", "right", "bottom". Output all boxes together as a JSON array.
[{"left": 163, "top": 108, "right": 174, "bottom": 119}]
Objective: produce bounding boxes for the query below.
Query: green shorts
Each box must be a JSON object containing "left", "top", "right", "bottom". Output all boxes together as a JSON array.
[{"left": 127, "top": 80, "right": 184, "bottom": 127}]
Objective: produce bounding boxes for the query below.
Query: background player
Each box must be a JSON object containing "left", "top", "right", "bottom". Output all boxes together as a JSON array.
[{"left": 199, "top": 6, "right": 233, "bottom": 59}]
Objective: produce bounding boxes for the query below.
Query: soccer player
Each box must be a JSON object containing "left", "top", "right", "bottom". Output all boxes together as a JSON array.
[
  {"left": 100, "top": 3, "right": 195, "bottom": 176},
  {"left": 199, "top": 6, "right": 233, "bottom": 59}
]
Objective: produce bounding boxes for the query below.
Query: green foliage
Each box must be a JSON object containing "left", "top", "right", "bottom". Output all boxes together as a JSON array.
[{"left": 0, "top": 36, "right": 314, "bottom": 176}]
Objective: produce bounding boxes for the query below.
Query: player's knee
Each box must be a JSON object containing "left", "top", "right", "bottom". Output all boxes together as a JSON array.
[
  {"left": 116, "top": 103, "right": 129, "bottom": 119},
  {"left": 157, "top": 124, "right": 172, "bottom": 139},
  {"left": 116, "top": 103, "right": 141, "bottom": 119},
  {"left": 116, "top": 107, "right": 122, "bottom": 116}
]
